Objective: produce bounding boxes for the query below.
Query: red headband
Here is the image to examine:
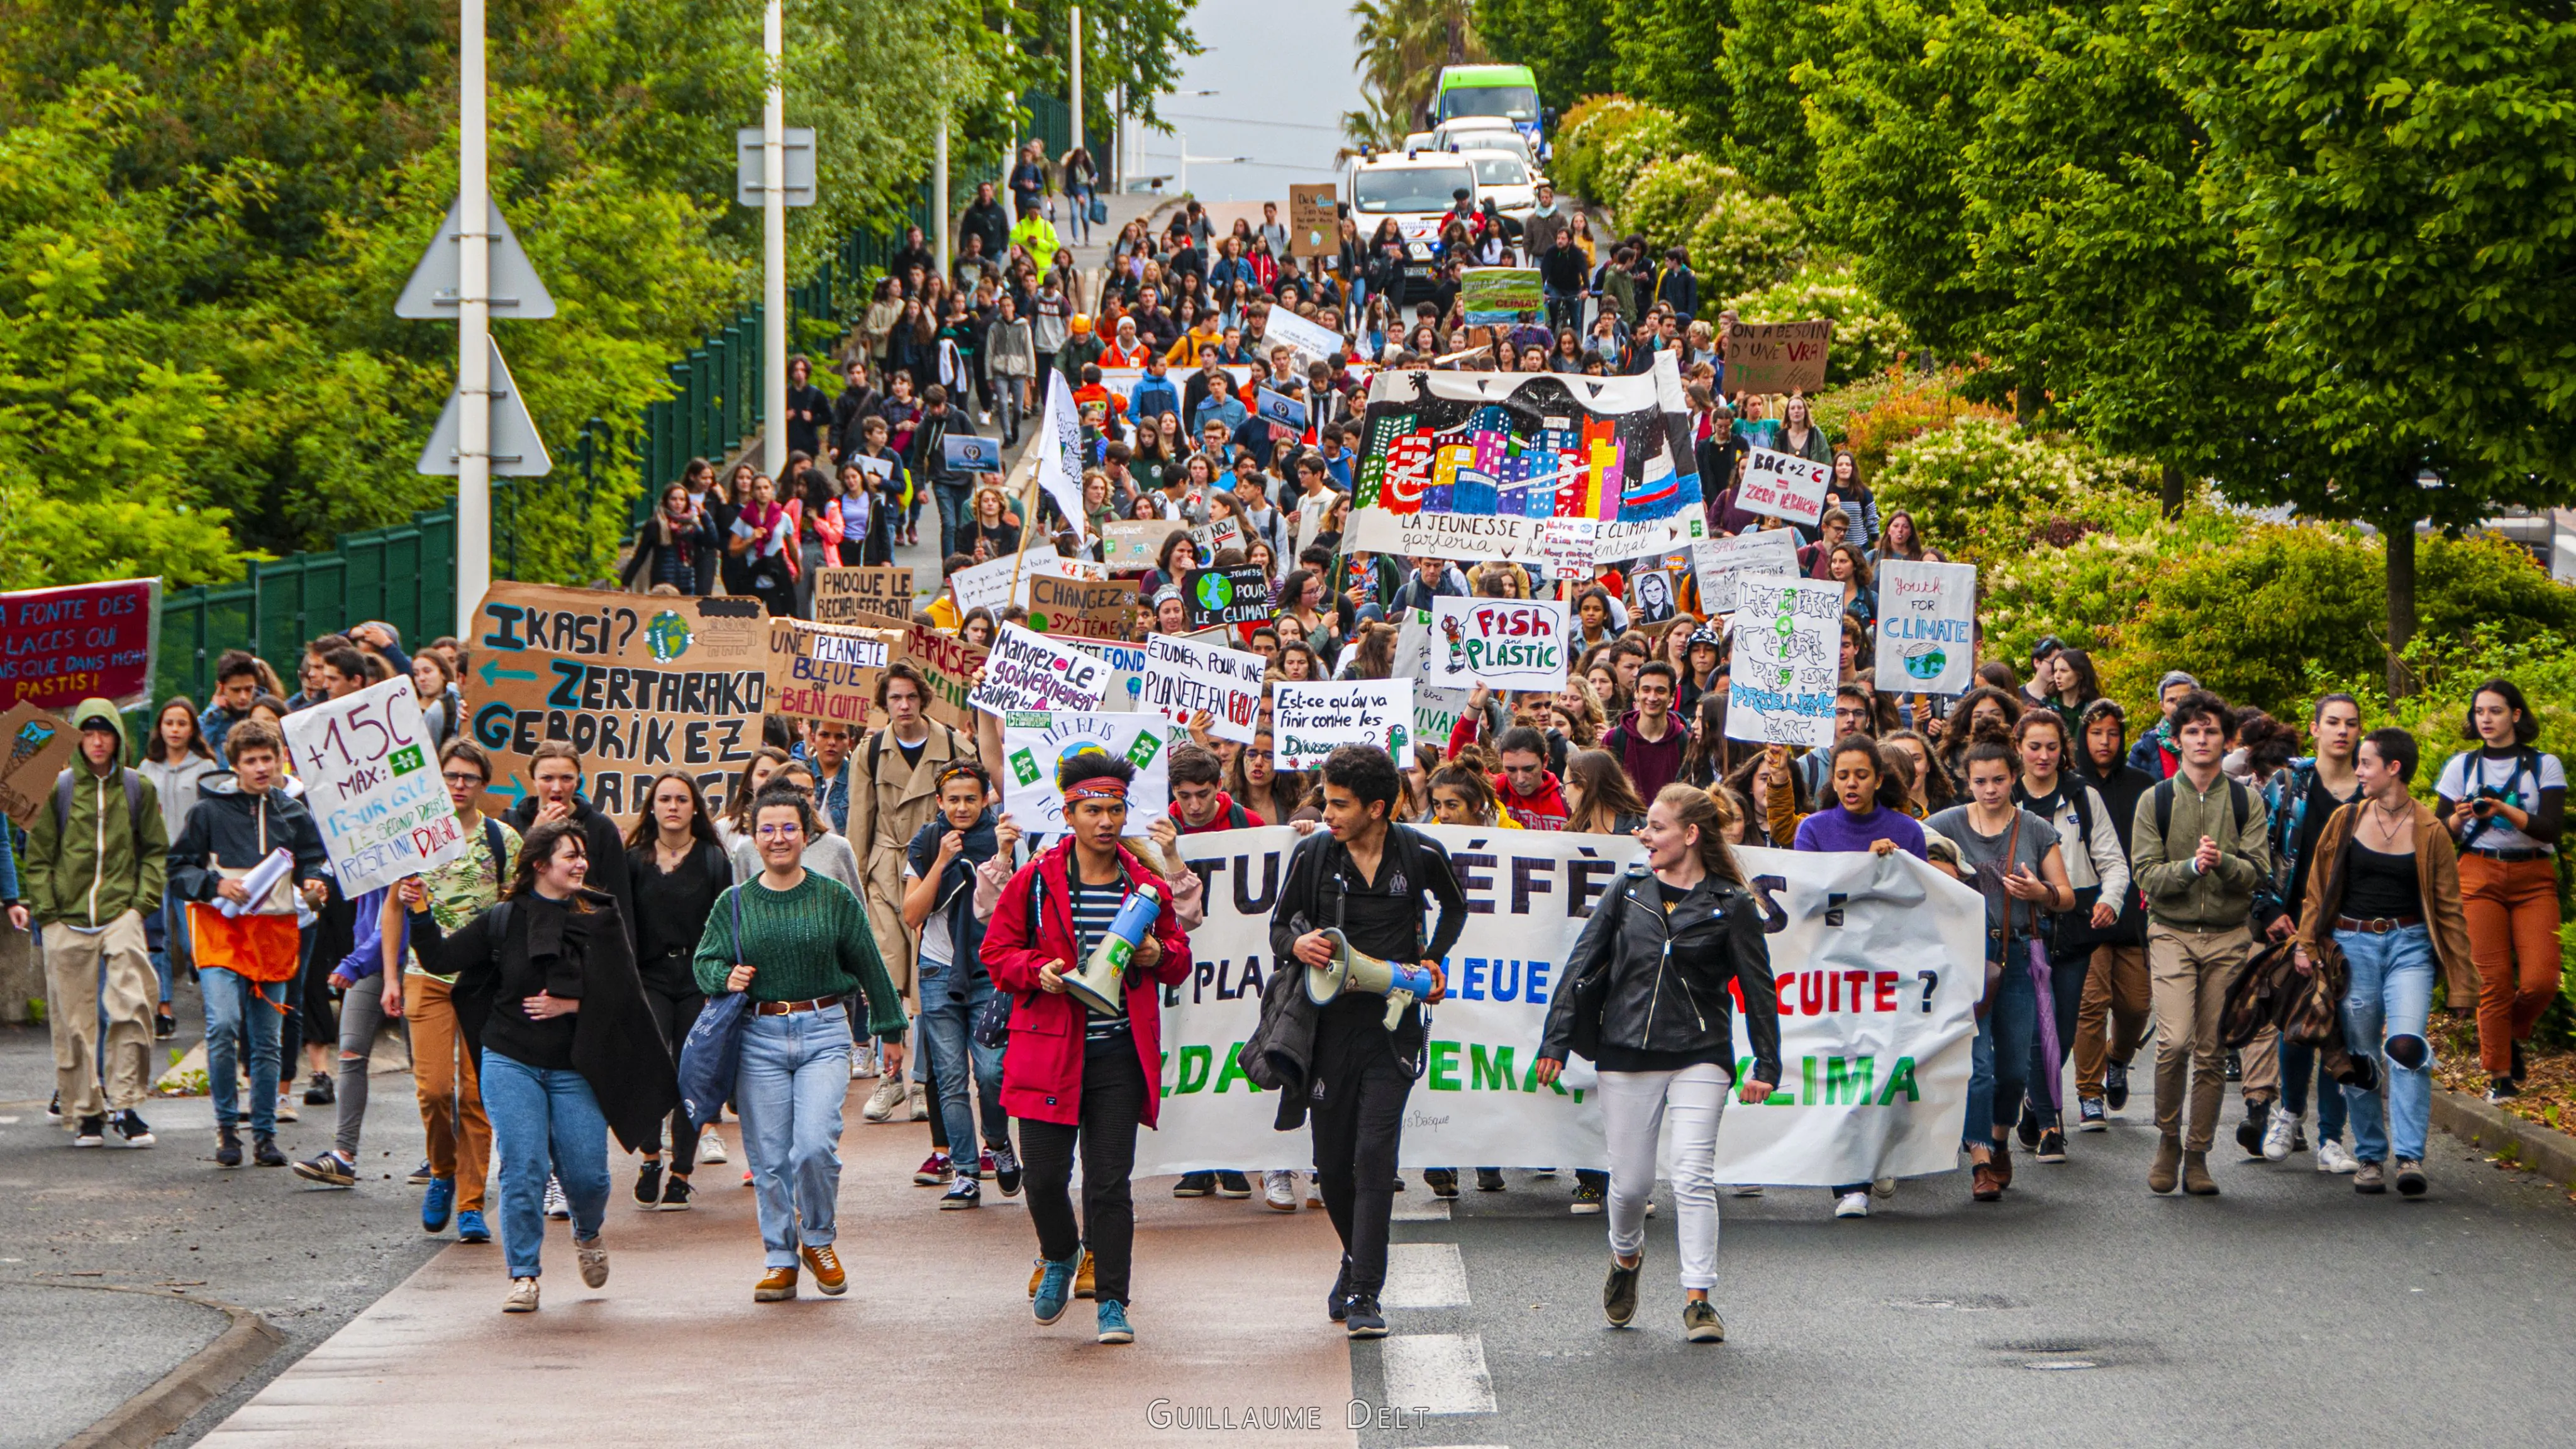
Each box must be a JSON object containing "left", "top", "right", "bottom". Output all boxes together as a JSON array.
[{"left": 1063, "top": 777, "right": 1130, "bottom": 804}]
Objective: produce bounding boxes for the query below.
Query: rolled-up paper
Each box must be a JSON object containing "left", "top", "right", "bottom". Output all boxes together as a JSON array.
[{"left": 221, "top": 847, "right": 296, "bottom": 918}]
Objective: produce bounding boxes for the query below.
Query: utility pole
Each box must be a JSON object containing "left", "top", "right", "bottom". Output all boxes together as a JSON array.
[
  {"left": 456, "top": 0, "right": 491, "bottom": 633},
  {"left": 762, "top": 0, "right": 786, "bottom": 481},
  {"left": 935, "top": 115, "right": 951, "bottom": 281},
  {"left": 1069, "top": 6, "right": 1084, "bottom": 157}
]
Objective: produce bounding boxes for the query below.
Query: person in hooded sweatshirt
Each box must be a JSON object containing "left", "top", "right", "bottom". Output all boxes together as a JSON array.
[
  {"left": 1603, "top": 662, "right": 1692, "bottom": 802},
  {"left": 505, "top": 741, "right": 635, "bottom": 928},
  {"left": 1491, "top": 726, "right": 1572, "bottom": 832}
]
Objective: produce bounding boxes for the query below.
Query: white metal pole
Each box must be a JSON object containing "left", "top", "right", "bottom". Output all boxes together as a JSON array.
[
  {"left": 935, "top": 116, "right": 952, "bottom": 280},
  {"left": 456, "top": 0, "right": 491, "bottom": 633},
  {"left": 1069, "top": 6, "right": 1084, "bottom": 157},
  {"left": 762, "top": 0, "right": 787, "bottom": 481}
]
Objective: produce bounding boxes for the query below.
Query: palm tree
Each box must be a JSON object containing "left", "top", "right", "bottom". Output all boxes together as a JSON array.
[{"left": 1340, "top": 0, "right": 1484, "bottom": 151}]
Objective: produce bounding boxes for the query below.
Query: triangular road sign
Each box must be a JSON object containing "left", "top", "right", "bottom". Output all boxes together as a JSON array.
[
  {"left": 395, "top": 192, "right": 557, "bottom": 319},
  {"left": 416, "top": 336, "right": 553, "bottom": 476}
]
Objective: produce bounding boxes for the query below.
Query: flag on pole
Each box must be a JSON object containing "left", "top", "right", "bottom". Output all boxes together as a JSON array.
[{"left": 1038, "top": 370, "right": 1089, "bottom": 540}]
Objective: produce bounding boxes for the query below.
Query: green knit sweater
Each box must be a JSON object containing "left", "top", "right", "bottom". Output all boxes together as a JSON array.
[{"left": 692, "top": 871, "right": 908, "bottom": 1040}]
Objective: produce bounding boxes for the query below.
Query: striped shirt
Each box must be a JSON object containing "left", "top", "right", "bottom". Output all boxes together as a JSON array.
[{"left": 1067, "top": 874, "right": 1131, "bottom": 1042}]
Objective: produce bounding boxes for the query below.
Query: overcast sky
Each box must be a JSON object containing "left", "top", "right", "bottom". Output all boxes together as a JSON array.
[{"left": 1123, "top": 0, "right": 1360, "bottom": 203}]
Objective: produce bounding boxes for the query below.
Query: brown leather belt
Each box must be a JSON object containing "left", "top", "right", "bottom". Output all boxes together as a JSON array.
[
  {"left": 755, "top": 994, "right": 845, "bottom": 1016},
  {"left": 2336, "top": 914, "right": 2423, "bottom": 935}
]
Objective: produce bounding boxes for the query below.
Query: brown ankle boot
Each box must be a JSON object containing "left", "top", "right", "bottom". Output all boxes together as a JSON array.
[
  {"left": 1990, "top": 1140, "right": 2014, "bottom": 1191},
  {"left": 2148, "top": 1136, "right": 2182, "bottom": 1194},
  {"left": 2182, "top": 1150, "right": 2219, "bottom": 1196}
]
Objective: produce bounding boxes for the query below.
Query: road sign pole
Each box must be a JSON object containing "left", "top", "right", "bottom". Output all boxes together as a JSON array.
[
  {"left": 763, "top": 0, "right": 787, "bottom": 482},
  {"left": 1069, "top": 6, "right": 1084, "bottom": 157},
  {"left": 457, "top": 0, "right": 491, "bottom": 635},
  {"left": 934, "top": 115, "right": 951, "bottom": 282}
]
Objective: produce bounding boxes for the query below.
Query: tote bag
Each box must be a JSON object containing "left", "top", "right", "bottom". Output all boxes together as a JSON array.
[{"left": 677, "top": 889, "right": 748, "bottom": 1129}]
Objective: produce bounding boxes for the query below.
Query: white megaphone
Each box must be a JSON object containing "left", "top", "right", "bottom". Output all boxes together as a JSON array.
[
  {"left": 1062, "top": 880, "right": 1166, "bottom": 1015},
  {"left": 1306, "top": 927, "right": 1438, "bottom": 1031}
]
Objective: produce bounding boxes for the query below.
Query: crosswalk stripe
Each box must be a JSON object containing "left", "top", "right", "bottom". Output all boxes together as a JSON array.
[
  {"left": 1382, "top": 1241, "right": 1471, "bottom": 1308},
  {"left": 1380, "top": 1333, "right": 1497, "bottom": 1416},
  {"left": 1391, "top": 1195, "right": 1452, "bottom": 1221}
]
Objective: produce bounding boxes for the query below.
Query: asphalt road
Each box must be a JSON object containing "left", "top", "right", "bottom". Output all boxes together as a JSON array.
[
  {"left": 0, "top": 989, "right": 443, "bottom": 1449},
  {"left": 1347, "top": 1111, "right": 2576, "bottom": 1448}
]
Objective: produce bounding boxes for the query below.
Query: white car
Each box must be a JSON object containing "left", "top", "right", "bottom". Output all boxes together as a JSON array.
[
  {"left": 1343, "top": 151, "right": 1480, "bottom": 303},
  {"left": 1458, "top": 148, "right": 1539, "bottom": 221},
  {"left": 1433, "top": 119, "right": 1535, "bottom": 168}
]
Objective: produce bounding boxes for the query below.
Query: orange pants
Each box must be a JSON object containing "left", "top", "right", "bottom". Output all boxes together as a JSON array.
[
  {"left": 2458, "top": 853, "right": 2563, "bottom": 1077},
  {"left": 404, "top": 974, "right": 492, "bottom": 1212}
]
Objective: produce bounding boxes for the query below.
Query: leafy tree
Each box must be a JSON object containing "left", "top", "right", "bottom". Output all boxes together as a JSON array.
[
  {"left": 1468, "top": 0, "right": 1618, "bottom": 108},
  {"left": 1340, "top": 0, "right": 1482, "bottom": 148}
]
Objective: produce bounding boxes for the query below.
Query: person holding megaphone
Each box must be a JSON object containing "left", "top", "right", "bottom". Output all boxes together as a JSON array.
[{"left": 980, "top": 750, "right": 1194, "bottom": 1347}]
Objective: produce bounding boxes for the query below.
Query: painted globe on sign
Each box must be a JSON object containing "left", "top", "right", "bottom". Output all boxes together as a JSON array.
[
  {"left": 1193, "top": 571, "right": 1235, "bottom": 613},
  {"left": 1902, "top": 643, "right": 1946, "bottom": 680},
  {"left": 643, "top": 611, "right": 694, "bottom": 662}
]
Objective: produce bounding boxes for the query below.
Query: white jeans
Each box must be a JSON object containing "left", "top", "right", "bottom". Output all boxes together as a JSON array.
[{"left": 1600, "top": 1062, "right": 1731, "bottom": 1291}]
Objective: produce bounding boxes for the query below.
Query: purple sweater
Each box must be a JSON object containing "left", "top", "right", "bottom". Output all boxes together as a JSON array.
[{"left": 1793, "top": 805, "right": 1928, "bottom": 858}]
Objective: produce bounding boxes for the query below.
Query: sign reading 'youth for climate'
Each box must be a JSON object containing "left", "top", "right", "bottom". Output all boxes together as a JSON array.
[
  {"left": 1875, "top": 559, "right": 1977, "bottom": 695},
  {"left": 1430, "top": 597, "right": 1570, "bottom": 691}
]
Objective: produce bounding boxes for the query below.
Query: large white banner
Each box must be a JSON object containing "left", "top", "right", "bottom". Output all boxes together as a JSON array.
[
  {"left": 1875, "top": 558, "right": 1978, "bottom": 696},
  {"left": 1135, "top": 827, "right": 1983, "bottom": 1185},
  {"left": 282, "top": 675, "right": 469, "bottom": 896}
]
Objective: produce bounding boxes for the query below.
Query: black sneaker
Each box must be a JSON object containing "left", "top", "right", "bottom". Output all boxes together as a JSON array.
[
  {"left": 1571, "top": 1180, "right": 1604, "bottom": 1215},
  {"left": 252, "top": 1134, "right": 287, "bottom": 1168},
  {"left": 2485, "top": 1077, "right": 2519, "bottom": 1104},
  {"left": 73, "top": 1114, "right": 106, "bottom": 1147},
  {"left": 293, "top": 1150, "right": 356, "bottom": 1187},
  {"left": 2077, "top": 1097, "right": 2107, "bottom": 1132},
  {"left": 1172, "top": 1172, "right": 1215, "bottom": 1198},
  {"left": 2224, "top": 1048, "right": 2243, "bottom": 1083},
  {"left": 407, "top": 1160, "right": 436, "bottom": 1186},
  {"left": 1328, "top": 1259, "right": 1351, "bottom": 1323},
  {"left": 47, "top": 1091, "right": 60, "bottom": 1121},
  {"left": 2035, "top": 1129, "right": 2067, "bottom": 1164},
  {"left": 1602, "top": 1255, "right": 1641, "bottom": 1327},
  {"left": 659, "top": 1176, "right": 694, "bottom": 1211},
  {"left": 155, "top": 1008, "right": 176, "bottom": 1040},
  {"left": 1424, "top": 1168, "right": 1460, "bottom": 1199},
  {"left": 304, "top": 1071, "right": 335, "bottom": 1106},
  {"left": 2235, "top": 1099, "right": 2272, "bottom": 1159},
  {"left": 113, "top": 1110, "right": 155, "bottom": 1148},
  {"left": 1214, "top": 1171, "right": 1252, "bottom": 1199},
  {"left": 1476, "top": 1168, "right": 1506, "bottom": 1191},
  {"left": 215, "top": 1126, "right": 243, "bottom": 1169},
  {"left": 1343, "top": 1294, "right": 1387, "bottom": 1339},
  {"left": 2104, "top": 1060, "right": 2131, "bottom": 1111},
  {"left": 1391, "top": 1175, "right": 1406, "bottom": 1192},
  {"left": 635, "top": 1160, "right": 663, "bottom": 1207},
  {"left": 2510, "top": 1040, "right": 2528, "bottom": 1085},
  {"left": 2016, "top": 1101, "right": 2042, "bottom": 1150},
  {"left": 941, "top": 1175, "right": 982, "bottom": 1210},
  {"left": 990, "top": 1141, "right": 1023, "bottom": 1197}
]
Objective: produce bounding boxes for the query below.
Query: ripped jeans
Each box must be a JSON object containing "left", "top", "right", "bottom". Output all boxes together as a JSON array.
[{"left": 2337, "top": 924, "right": 2436, "bottom": 1164}]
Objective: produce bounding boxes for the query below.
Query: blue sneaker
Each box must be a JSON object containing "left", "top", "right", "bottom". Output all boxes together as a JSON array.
[
  {"left": 1032, "top": 1254, "right": 1079, "bottom": 1325},
  {"left": 1096, "top": 1299, "right": 1133, "bottom": 1345},
  {"left": 455, "top": 1209, "right": 491, "bottom": 1244},
  {"left": 421, "top": 1178, "right": 456, "bottom": 1234}
]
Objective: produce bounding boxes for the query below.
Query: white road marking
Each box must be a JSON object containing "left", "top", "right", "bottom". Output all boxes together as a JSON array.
[
  {"left": 1380, "top": 1333, "right": 1497, "bottom": 1415},
  {"left": 1382, "top": 1242, "right": 1470, "bottom": 1308},
  {"left": 1391, "top": 1195, "right": 1452, "bottom": 1221}
]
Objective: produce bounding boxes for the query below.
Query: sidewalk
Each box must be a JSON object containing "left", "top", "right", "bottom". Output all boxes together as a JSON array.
[{"left": 201, "top": 1080, "right": 1357, "bottom": 1448}]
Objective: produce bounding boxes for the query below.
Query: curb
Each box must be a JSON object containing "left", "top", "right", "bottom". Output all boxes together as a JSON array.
[
  {"left": 53, "top": 1287, "right": 286, "bottom": 1449},
  {"left": 2430, "top": 1087, "right": 2576, "bottom": 1187}
]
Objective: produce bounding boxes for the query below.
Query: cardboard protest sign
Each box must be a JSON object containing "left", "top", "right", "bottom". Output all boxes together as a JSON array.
[
  {"left": 0, "top": 577, "right": 160, "bottom": 710},
  {"left": 468, "top": 583, "right": 770, "bottom": 817},
  {"left": 1069, "top": 639, "right": 1149, "bottom": 712},
  {"left": 1876, "top": 559, "right": 1978, "bottom": 695},
  {"left": 1001, "top": 711, "right": 1172, "bottom": 837},
  {"left": 767, "top": 619, "right": 896, "bottom": 728},
  {"left": 1629, "top": 568, "right": 1680, "bottom": 624},
  {"left": 1352, "top": 353, "right": 1705, "bottom": 565},
  {"left": 941, "top": 433, "right": 1002, "bottom": 473},
  {"left": 1691, "top": 529, "right": 1801, "bottom": 615},
  {"left": 1187, "top": 515, "right": 1244, "bottom": 565},
  {"left": 1026, "top": 572, "right": 1138, "bottom": 642},
  {"left": 1139, "top": 633, "right": 1266, "bottom": 743},
  {"left": 970, "top": 623, "right": 1110, "bottom": 716},
  {"left": 1429, "top": 597, "right": 1570, "bottom": 692},
  {"left": 1180, "top": 566, "right": 1274, "bottom": 631},
  {"left": 1724, "top": 319, "right": 1833, "bottom": 395},
  {"left": 849, "top": 453, "right": 894, "bottom": 487},
  {"left": 1273, "top": 680, "right": 1413, "bottom": 769},
  {"left": 902, "top": 621, "right": 987, "bottom": 731},
  {"left": 1736, "top": 447, "right": 1831, "bottom": 526},
  {"left": 1535, "top": 517, "right": 1598, "bottom": 580},
  {"left": 0, "top": 702, "right": 75, "bottom": 829},
  {"left": 1725, "top": 577, "right": 1843, "bottom": 747},
  {"left": 1460, "top": 267, "right": 1544, "bottom": 325},
  {"left": 1289, "top": 184, "right": 1337, "bottom": 257},
  {"left": 282, "top": 675, "right": 469, "bottom": 896},
  {"left": 1099, "top": 519, "right": 1180, "bottom": 572},
  {"left": 809, "top": 566, "right": 914, "bottom": 625},
  {"left": 1254, "top": 386, "right": 1308, "bottom": 433},
  {"left": 946, "top": 550, "right": 1035, "bottom": 615}
]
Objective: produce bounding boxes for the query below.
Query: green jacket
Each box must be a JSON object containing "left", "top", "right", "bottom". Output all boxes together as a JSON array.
[
  {"left": 23, "top": 698, "right": 167, "bottom": 929},
  {"left": 2129, "top": 769, "right": 2270, "bottom": 932}
]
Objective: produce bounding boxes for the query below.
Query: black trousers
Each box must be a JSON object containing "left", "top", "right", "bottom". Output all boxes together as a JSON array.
[
  {"left": 638, "top": 980, "right": 706, "bottom": 1174},
  {"left": 1020, "top": 1036, "right": 1146, "bottom": 1304},
  {"left": 1311, "top": 1058, "right": 1414, "bottom": 1299}
]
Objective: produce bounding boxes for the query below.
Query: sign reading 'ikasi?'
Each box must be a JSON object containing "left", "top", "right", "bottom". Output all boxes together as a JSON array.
[
  {"left": 1430, "top": 597, "right": 1570, "bottom": 691},
  {"left": 469, "top": 584, "right": 770, "bottom": 818},
  {"left": 1735, "top": 447, "right": 1832, "bottom": 526}
]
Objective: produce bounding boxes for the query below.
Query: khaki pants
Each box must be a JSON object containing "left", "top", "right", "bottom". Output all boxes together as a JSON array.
[
  {"left": 2146, "top": 923, "right": 2276, "bottom": 1150},
  {"left": 2074, "top": 945, "right": 2151, "bottom": 1101},
  {"left": 404, "top": 974, "right": 492, "bottom": 1212},
  {"left": 43, "top": 913, "right": 156, "bottom": 1119}
]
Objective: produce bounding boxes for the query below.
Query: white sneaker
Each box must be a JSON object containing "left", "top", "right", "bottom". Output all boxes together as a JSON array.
[
  {"left": 1834, "top": 1191, "right": 1871, "bottom": 1219},
  {"left": 906, "top": 1081, "right": 930, "bottom": 1122},
  {"left": 544, "top": 1175, "right": 571, "bottom": 1220},
  {"left": 851, "top": 1043, "right": 880, "bottom": 1081},
  {"left": 696, "top": 1124, "right": 728, "bottom": 1165},
  {"left": 1306, "top": 1172, "right": 1323, "bottom": 1208},
  {"left": 1262, "top": 1169, "right": 1298, "bottom": 1211},
  {"left": 2262, "top": 1104, "right": 2300, "bottom": 1163},
  {"left": 2316, "top": 1138, "right": 2360, "bottom": 1174},
  {"left": 861, "top": 1075, "right": 908, "bottom": 1123},
  {"left": 275, "top": 1094, "right": 299, "bottom": 1124},
  {"left": 576, "top": 1235, "right": 609, "bottom": 1289},
  {"left": 502, "top": 1277, "right": 540, "bottom": 1313}
]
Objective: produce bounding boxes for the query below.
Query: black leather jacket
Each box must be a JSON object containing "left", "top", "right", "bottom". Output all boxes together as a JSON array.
[{"left": 1540, "top": 865, "right": 1782, "bottom": 1081}]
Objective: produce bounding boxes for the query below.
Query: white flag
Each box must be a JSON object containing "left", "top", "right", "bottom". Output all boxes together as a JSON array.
[{"left": 1038, "top": 369, "right": 1088, "bottom": 540}]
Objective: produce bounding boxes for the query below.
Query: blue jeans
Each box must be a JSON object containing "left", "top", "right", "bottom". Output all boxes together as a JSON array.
[
  {"left": 933, "top": 479, "right": 976, "bottom": 560},
  {"left": 2277, "top": 1036, "right": 2350, "bottom": 1142},
  {"left": 1966, "top": 941, "right": 2040, "bottom": 1150},
  {"left": 200, "top": 966, "right": 282, "bottom": 1136},
  {"left": 2339, "top": 925, "right": 2438, "bottom": 1163},
  {"left": 481, "top": 1049, "right": 609, "bottom": 1279},
  {"left": 737, "top": 1004, "right": 852, "bottom": 1268},
  {"left": 918, "top": 962, "right": 1006, "bottom": 1167}
]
